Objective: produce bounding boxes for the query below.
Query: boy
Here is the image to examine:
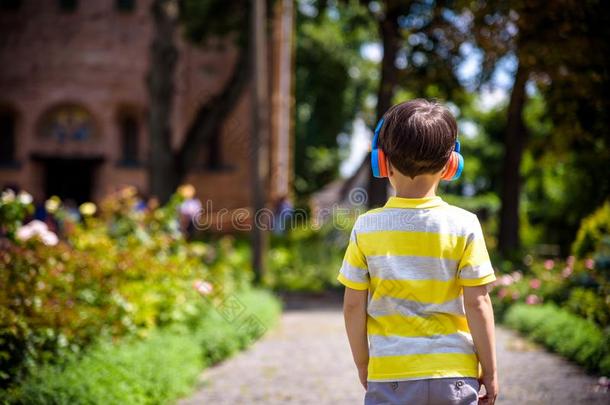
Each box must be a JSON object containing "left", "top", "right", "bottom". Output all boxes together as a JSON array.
[{"left": 338, "top": 99, "right": 498, "bottom": 405}]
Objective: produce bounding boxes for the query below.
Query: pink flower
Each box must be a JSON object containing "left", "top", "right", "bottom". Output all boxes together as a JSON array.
[
  {"left": 544, "top": 259, "right": 555, "bottom": 270},
  {"left": 525, "top": 294, "right": 540, "bottom": 305},
  {"left": 497, "top": 288, "right": 508, "bottom": 299},
  {"left": 193, "top": 280, "right": 213, "bottom": 296},
  {"left": 512, "top": 291, "right": 521, "bottom": 300},
  {"left": 566, "top": 255, "right": 575, "bottom": 268},
  {"left": 511, "top": 271, "right": 523, "bottom": 282},
  {"left": 561, "top": 267, "right": 573, "bottom": 278},
  {"left": 529, "top": 278, "right": 541, "bottom": 289},
  {"left": 585, "top": 259, "right": 595, "bottom": 270},
  {"left": 499, "top": 274, "right": 514, "bottom": 286}
]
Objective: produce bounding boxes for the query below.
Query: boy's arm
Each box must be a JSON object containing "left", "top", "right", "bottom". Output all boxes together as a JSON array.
[
  {"left": 343, "top": 286, "right": 369, "bottom": 390},
  {"left": 464, "top": 284, "right": 498, "bottom": 405}
]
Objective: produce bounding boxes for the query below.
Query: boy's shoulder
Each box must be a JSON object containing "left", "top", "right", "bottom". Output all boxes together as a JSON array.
[
  {"left": 441, "top": 203, "right": 479, "bottom": 222},
  {"left": 353, "top": 202, "right": 479, "bottom": 233}
]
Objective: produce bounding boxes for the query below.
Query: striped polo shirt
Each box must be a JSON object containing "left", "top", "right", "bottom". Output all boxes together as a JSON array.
[{"left": 337, "top": 195, "right": 496, "bottom": 382}]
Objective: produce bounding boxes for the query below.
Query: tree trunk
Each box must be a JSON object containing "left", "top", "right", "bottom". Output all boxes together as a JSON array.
[
  {"left": 367, "top": 3, "right": 402, "bottom": 208},
  {"left": 498, "top": 61, "right": 529, "bottom": 256},
  {"left": 147, "top": 0, "right": 179, "bottom": 203},
  {"left": 250, "top": 0, "right": 269, "bottom": 284}
]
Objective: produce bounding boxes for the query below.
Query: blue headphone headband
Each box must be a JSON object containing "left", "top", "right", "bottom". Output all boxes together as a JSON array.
[
  {"left": 371, "top": 118, "right": 385, "bottom": 178},
  {"left": 371, "top": 116, "right": 463, "bottom": 180},
  {"left": 372, "top": 118, "right": 384, "bottom": 149}
]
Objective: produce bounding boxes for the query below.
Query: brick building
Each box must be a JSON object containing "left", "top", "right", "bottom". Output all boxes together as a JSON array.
[{"left": 0, "top": 0, "right": 293, "bottom": 218}]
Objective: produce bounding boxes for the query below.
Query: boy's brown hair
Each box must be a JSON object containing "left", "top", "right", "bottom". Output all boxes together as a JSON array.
[{"left": 378, "top": 99, "right": 458, "bottom": 178}]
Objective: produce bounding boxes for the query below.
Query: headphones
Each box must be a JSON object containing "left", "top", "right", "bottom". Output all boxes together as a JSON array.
[{"left": 371, "top": 117, "right": 464, "bottom": 181}]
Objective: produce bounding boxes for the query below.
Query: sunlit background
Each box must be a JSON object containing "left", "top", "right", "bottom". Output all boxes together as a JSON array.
[{"left": 1, "top": 0, "right": 609, "bottom": 404}]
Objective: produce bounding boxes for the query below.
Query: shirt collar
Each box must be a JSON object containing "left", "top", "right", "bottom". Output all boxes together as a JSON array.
[{"left": 384, "top": 196, "right": 447, "bottom": 209}]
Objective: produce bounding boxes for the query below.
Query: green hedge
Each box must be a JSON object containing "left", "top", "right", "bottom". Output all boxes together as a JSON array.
[
  {"left": 3, "top": 289, "right": 281, "bottom": 405},
  {"left": 504, "top": 303, "right": 610, "bottom": 375}
]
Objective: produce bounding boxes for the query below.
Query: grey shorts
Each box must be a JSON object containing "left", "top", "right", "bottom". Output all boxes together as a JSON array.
[{"left": 364, "top": 377, "right": 480, "bottom": 405}]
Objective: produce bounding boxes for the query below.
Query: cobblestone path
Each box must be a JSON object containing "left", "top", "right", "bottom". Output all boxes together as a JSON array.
[{"left": 179, "top": 293, "right": 608, "bottom": 405}]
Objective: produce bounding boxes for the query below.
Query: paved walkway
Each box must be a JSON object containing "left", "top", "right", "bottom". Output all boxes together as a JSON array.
[{"left": 179, "top": 293, "right": 609, "bottom": 405}]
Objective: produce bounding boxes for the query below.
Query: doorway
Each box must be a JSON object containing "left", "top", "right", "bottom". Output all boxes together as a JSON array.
[{"left": 38, "top": 157, "right": 103, "bottom": 204}]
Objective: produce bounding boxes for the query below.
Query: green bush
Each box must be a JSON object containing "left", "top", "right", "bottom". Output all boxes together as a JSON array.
[
  {"left": 572, "top": 201, "right": 610, "bottom": 258},
  {"left": 265, "top": 214, "right": 351, "bottom": 292},
  {"left": 0, "top": 187, "right": 252, "bottom": 388},
  {"left": 504, "top": 303, "right": 610, "bottom": 375},
  {"left": 565, "top": 287, "right": 610, "bottom": 327},
  {"left": 3, "top": 289, "right": 281, "bottom": 405}
]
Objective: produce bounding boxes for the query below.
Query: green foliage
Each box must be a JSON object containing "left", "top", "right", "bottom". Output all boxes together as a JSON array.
[
  {"left": 294, "top": 2, "right": 376, "bottom": 198},
  {"left": 565, "top": 287, "right": 610, "bottom": 328},
  {"left": 504, "top": 303, "right": 610, "bottom": 375},
  {"left": 0, "top": 190, "right": 34, "bottom": 239},
  {"left": 264, "top": 213, "right": 354, "bottom": 292},
  {"left": 0, "top": 188, "right": 251, "bottom": 388},
  {"left": 572, "top": 201, "right": 610, "bottom": 259},
  {"left": 3, "top": 289, "right": 281, "bottom": 405}
]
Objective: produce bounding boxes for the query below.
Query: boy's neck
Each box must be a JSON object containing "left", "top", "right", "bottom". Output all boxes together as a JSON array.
[{"left": 391, "top": 173, "right": 440, "bottom": 199}]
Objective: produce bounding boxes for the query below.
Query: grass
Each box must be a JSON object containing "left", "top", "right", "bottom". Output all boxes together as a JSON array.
[{"left": 3, "top": 288, "right": 282, "bottom": 405}]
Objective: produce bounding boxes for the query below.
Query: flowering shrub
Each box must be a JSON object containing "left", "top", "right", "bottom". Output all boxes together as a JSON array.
[
  {"left": 0, "top": 186, "right": 252, "bottom": 388},
  {"left": 490, "top": 254, "right": 610, "bottom": 328},
  {"left": 0, "top": 189, "right": 34, "bottom": 239}
]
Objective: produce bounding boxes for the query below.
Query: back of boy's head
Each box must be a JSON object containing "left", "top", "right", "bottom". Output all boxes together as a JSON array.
[{"left": 379, "top": 99, "right": 458, "bottom": 179}]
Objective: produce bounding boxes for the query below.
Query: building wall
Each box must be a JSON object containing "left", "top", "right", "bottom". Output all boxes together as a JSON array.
[{"left": 0, "top": 0, "right": 292, "bottom": 216}]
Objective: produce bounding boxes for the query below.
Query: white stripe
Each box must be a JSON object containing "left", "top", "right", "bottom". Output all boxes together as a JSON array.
[
  {"left": 340, "top": 261, "right": 368, "bottom": 283},
  {"left": 369, "top": 332, "right": 475, "bottom": 357},
  {"left": 356, "top": 208, "right": 472, "bottom": 236},
  {"left": 459, "top": 262, "right": 494, "bottom": 280},
  {"left": 367, "top": 255, "right": 458, "bottom": 281},
  {"left": 368, "top": 295, "right": 465, "bottom": 318}
]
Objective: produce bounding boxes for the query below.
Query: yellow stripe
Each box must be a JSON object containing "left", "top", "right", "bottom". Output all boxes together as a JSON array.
[
  {"left": 368, "top": 353, "right": 479, "bottom": 380},
  {"left": 458, "top": 239, "right": 491, "bottom": 269},
  {"left": 344, "top": 241, "right": 367, "bottom": 269},
  {"left": 369, "top": 277, "right": 462, "bottom": 304},
  {"left": 337, "top": 273, "right": 368, "bottom": 290},
  {"left": 368, "top": 313, "right": 470, "bottom": 337},
  {"left": 358, "top": 231, "right": 466, "bottom": 259}
]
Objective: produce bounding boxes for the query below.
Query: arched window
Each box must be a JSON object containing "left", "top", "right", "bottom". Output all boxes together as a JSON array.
[
  {"left": 0, "top": 110, "right": 16, "bottom": 165},
  {"left": 119, "top": 115, "right": 139, "bottom": 166},
  {"left": 39, "top": 104, "right": 96, "bottom": 143}
]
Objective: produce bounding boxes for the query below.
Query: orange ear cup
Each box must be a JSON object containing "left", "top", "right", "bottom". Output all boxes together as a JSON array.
[
  {"left": 378, "top": 149, "right": 388, "bottom": 177},
  {"left": 442, "top": 153, "right": 457, "bottom": 181}
]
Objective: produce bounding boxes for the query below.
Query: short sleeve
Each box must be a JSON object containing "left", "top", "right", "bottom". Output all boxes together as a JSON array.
[
  {"left": 457, "top": 215, "right": 496, "bottom": 286},
  {"left": 337, "top": 226, "right": 369, "bottom": 290}
]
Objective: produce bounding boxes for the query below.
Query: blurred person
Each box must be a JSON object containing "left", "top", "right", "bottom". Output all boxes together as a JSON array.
[
  {"left": 338, "top": 99, "right": 498, "bottom": 405},
  {"left": 178, "top": 185, "right": 202, "bottom": 239},
  {"left": 273, "top": 194, "right": 294, "bottom": 235}
]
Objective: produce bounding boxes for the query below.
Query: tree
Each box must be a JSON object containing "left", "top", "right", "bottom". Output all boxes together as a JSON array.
[
  {"left": 346, "top": 0, "right": 470, "bottom": 207},
  {"left": 293, "top": 1, "right": 375, "bottom": 200},
  {"left": 471, "top": 0, "right": 610, "bottom": 255},
  {"left": 147, "top": 0, "right": 252, "bottom": 202}
]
